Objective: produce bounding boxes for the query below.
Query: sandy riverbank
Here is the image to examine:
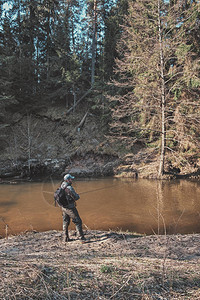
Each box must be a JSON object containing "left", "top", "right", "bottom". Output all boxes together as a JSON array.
[{"left": 0, "top": 230, "right": 200, "bottom": 299}]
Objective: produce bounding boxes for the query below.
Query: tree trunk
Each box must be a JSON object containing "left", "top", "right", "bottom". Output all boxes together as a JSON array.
[
  {"left": 27, "top": 114, "right": 32, "bottom": 175},
  {"left": 72, "top": 84, "right": 76, "bottom": 113},
  {"left": 158, "top": 0, "right": 166, "bottom": 178},
  {"left": 17, "top": 0, "right": 22, "bottom": 83},
  {"left": 46, "top": 3, "right": 51, "bottom": 81},
  {"left": 77, "top": 111, "right": 89, "bottom": 131},
  {"left": 91, "top": 0, "right": 97, "bottom": 86}
]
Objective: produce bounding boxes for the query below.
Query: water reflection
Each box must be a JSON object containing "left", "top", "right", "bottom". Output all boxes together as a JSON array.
[
  {"left": 0, "top": 201, "right": 17, "bottom": 207},
  {"left": 0, "top": 178, "right": 200, "bottom": 237}
]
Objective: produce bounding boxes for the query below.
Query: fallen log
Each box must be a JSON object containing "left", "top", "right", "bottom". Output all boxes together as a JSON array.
[{"left": 77, "top": 111, "right": 89, "bottom": 131}]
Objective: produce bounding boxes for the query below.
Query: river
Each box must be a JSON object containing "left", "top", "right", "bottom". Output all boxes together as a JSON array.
[{"left": 0, "top": 178, "right": 200, "bottom": 237}]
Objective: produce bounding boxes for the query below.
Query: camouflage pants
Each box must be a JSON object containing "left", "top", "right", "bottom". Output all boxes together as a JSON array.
[{"left": 62, "top": 207, "right": 84, "bottom": 238}]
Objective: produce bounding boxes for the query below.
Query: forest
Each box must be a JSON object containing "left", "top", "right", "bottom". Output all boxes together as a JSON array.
[{"left": 0, "top": 0, "right": 200, "bottom": 179}]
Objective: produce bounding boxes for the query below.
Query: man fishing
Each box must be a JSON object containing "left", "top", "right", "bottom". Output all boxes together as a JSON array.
[{"left": 60, "top": 174, "right": 86, "bottom": 242}]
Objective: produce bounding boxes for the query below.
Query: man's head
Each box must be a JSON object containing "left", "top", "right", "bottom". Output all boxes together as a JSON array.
[{"left": 64, "top": 174, "right": 75, "bottom": 183}]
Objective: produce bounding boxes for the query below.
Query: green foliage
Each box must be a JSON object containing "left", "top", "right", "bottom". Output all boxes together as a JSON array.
[
  {"left": 1, "top": 0, "right": 121, "bottom": 112},
  {"left": 190, "top": 77, "right": 200, "bottom": 88},
  {"left": 103, "top": 0, "right": 129, "bottom": 80},
  {"left": 175, "top": 44, "right": 192, "bottom": 61},
  {"left": 100, "top": 265, "right": 114, "bottom": 274}
]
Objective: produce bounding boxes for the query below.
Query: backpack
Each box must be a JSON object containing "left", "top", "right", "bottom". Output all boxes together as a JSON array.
[{"left": 54, "top": 187, "right": 73, "bottom": 208}]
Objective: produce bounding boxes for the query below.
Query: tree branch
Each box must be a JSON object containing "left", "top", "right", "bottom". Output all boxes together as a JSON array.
[{"left": 66, "top": 88, "right": 93, "bottom": 115}]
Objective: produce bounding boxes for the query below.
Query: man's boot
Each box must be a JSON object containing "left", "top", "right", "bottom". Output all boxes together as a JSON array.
[
  {"left": 64, "top": 232, "right": 72, "bottom": 242},
  {"left": 63, "top": 226, "right": 72, "bottom": 242},
  {"left": 76, "top": 226, "right": 86, "bottom": 242}
]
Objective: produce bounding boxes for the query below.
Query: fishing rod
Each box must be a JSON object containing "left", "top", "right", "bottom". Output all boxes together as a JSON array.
[
  {"left": 43, "top": 184, "right": 118, "bottom": 196},
  {"left": 79, "top": 184, "right": 118, "bottom": 195}
]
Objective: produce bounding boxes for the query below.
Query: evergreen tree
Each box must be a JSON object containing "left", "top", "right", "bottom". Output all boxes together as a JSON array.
[
  {"left": 81, "top": 0, "right": 118, "bottom": 86},
  {"left": 103, "top": 0, "right": 129, "bottom": 81},
  {"left": 109, "top": 0, "right": 200, "bottom": 177},
  {"left": 1, "top": 0, "right": 120, "bottom": 113},
  {"left": 0, "top": 9, "right": 16, "bottom": 122}
]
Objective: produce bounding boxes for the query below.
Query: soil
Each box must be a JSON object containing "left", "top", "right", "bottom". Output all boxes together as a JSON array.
[
  {"left": 0, "top": 230, "right": 200, "bottom": 299},
  {"left": 1, "top": 103, "right": 199, "bottom": 180}
]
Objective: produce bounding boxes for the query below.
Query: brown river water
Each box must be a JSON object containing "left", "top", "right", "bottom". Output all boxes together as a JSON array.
[{"left": 0, "top": 178, "right": 200, "bottom": 237}]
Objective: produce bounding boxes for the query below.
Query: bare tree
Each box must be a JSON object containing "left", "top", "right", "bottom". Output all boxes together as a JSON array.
[
  {"left": 10, "top": 114, "right": 40, "bottom": 175},
  {"left": 158, "top": 0, "right": 166, "bottom": 178}
]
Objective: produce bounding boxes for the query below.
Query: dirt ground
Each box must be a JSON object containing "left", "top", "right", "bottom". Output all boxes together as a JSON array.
[{"left": 0, "top": 230, "right": 200, "bottom": 299}]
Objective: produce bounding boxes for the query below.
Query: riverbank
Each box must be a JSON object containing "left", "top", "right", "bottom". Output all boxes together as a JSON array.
[{"left": 0, "top": 230, "right": 200, "bottom": 299}]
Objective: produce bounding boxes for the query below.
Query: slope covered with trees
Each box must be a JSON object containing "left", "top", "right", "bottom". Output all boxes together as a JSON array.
[{"left": 0, "top": 0, "right": 199, "bottom": 179}]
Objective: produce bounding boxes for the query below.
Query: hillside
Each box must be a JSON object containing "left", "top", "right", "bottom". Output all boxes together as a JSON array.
[{"left": 0, "top": 99, "right": 199, "bottom": 181}]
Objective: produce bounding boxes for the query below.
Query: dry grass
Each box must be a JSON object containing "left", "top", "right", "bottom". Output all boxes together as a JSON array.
[{"left": 0, "top": 230, "right": 200, "bottom": 299}]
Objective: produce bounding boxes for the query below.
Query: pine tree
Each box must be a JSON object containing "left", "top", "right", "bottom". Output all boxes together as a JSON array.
[
  {"left": 103, "top": 0, "right": 129, "bottom": 81},
  {"left": 0, "top": 8, "right": 16, "bottom": 120}
]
